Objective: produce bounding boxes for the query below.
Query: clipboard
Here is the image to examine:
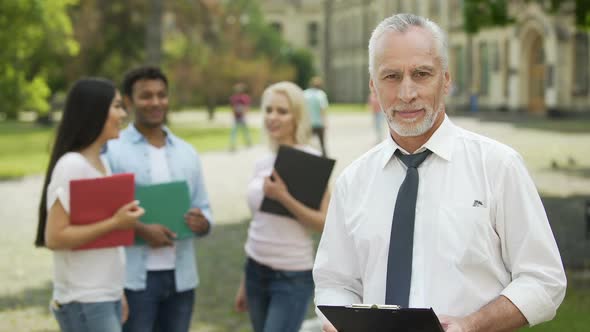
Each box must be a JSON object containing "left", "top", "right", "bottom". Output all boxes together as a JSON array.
[
  {"left": 318, "top": 304, "right": 444, "bottom": 332},
  {"left": 134, "top": 180, "right": 193, "bottom": 244},
  {"left": 260, "top": 145, "right": 335, "bottom": 217},
  {"left": 70, "top": 173, "right": 136, "bottom": 250}
]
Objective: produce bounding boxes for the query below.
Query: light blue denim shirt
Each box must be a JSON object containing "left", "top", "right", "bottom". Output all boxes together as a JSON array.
[{"left": 105, "top": 124, "right": 213, "bottom": 292}]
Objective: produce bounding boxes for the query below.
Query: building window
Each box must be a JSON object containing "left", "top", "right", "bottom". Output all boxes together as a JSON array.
[
  {"left": 573, "top": 32, "right": 589, "bottom": 96},
  {"left": 270, "top": 22, "right": 282, "bottom": 34},
  {"left": 429, "top": 0, "right": 440, "bottom": 21},
  {"left": 411, "top": 1, "right": 419, "bottom": 15},
  {"left": 479, "top": 42, "right": 489, "bottom": 96},
  {"left": 452, "top": 45, "right": 465, "bottom": 95},
  {"left": 492, "top": 41, "right": 499, "bottom": 72},
  {"left": 449, "top": 0, "right": 462, "bottom": 28},
  {"left": 307, "top": 21, "right": 319, "bottom": 47},
  {"left": 504, "top": 39, "right": 510, "bottom": 98}
]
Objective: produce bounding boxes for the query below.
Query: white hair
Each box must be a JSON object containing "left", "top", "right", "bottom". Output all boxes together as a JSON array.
[{"left": 368, "top": 13, "right": 449, "bottom": 79}]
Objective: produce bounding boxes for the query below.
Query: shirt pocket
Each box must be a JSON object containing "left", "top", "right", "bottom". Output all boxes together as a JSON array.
[{"left": 437, "top": 206, "right": 491, "bottom": 266}]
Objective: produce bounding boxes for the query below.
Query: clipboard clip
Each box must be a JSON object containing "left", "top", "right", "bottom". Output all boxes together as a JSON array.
[{"left": 346, "top": 304, "right": 402, "bottom": 310}]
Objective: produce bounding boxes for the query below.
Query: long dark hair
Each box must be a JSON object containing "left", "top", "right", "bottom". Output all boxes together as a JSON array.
[{"left": 35, "top": 78, "right": 116, "bottom": 247}]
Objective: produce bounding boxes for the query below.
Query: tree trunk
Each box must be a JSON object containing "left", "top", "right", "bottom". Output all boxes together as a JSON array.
[
  {"left": 323, "top": 0, "right": 333, "bottom": 94},
  {"left": 146, "top": 0, "right": 163, "bottom": 65},
  {"left": 206, "top": 95, "right": 216, "bottom": 121}
]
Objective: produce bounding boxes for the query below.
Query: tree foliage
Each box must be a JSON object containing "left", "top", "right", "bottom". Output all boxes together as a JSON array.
[
  {"left": 0, "top": 0, "right": 78, "bottom": 119},
  {"left": 463, "top": 0, "right": 512, "bottom": 34},
  {"left": 164, "top": 0, "right": 301, "bottom": 118},
  {"left": 2, "top": 0, "right": 313, "bottom": 120},
  {"left": 527, "top": 0, "right": 590, "bottom": 28},
  {"left": 63, "top": 0, "right": 147, "bottom": 87}
]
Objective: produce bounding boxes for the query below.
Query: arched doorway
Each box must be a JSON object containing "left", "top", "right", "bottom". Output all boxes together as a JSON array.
[{"left": 528, "top": 33, "right": 545, "bottom": 113}]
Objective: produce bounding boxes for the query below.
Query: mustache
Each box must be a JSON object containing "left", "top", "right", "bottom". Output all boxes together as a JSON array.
[{"left": 387, "top": 104, "right": 430, "bottom": 112}]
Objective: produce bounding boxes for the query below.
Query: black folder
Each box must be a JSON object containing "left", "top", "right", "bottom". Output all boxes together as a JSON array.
[
  {"left": 318, "top": 305, "right": 444, "bottom": 332},
  {"left": 260, "top": 145, "right": 335, "bottom": 217}
]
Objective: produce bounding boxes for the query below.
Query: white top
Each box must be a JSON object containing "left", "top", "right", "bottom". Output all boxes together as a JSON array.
[
  {"left": 46, "top": 152, "right": 125, "bottom": 303},
  {"left": 145, "top": 144, "right": 176, "bottom": 270},
  {"left": 313, "top": 116, "right": 567, "bottom": 326},
  {"left": 244, "top": 145, "right": 319, "bottom": 271}
]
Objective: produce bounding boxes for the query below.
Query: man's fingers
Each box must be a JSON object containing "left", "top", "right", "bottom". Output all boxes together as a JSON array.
[{"left": 162, "top": 227, "right": 177, "bottom": 239}]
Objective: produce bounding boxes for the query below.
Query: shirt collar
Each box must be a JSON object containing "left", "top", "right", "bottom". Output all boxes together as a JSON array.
[
  {"left": 124, "top": 123, "right": 175, "bottom": 146},
  {"left": 380, "top": 114, "right": 456, "bottom": 169}
]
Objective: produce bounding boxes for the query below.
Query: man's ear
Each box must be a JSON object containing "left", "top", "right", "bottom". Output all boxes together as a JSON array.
[
  {"left": 123, "top": 95, "right": 133, "bottom": 112},
  {"left": 443, "top": 70, "right": 452, "bottom": 96},
  {"left": 369, "top": 78, "right": 376, "bottom": 95}
]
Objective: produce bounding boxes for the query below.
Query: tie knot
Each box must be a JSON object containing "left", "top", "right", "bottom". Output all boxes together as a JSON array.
[{"left": 395, "top": 149, "right": 432, "bottom": 168}]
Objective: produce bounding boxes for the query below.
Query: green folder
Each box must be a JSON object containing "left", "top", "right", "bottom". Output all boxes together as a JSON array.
[{"left": 135, "top": 180, "right": 193, "bottom": 244}]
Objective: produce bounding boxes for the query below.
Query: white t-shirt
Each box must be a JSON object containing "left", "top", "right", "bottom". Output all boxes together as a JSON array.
[
  {"left": 145, "top": 144, "right": 176, "bottom": 271},
  {"left": 46, "top": 152, "right": 125, "bottom": 303},
  {"left": 244, "top": 145, "right": 319, "bottom": 271}
]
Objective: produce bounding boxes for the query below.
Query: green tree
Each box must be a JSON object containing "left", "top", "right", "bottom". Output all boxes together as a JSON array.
[
  {"left": 165, "top": 0, "right": 297, "bottom": 119},
  {"left": 285, "top": 48, "right": 315, "bottom": 89},
  {"left": 0, "top": 0, "right": 78, "bottom": 120},
  {"left": 63, "top": 0, "right": 147, "bottom": 86}
]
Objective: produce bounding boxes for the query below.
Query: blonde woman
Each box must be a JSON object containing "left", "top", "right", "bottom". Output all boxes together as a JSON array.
[{"left": 234, "top": 82, "right": 330, "bottom": 332}]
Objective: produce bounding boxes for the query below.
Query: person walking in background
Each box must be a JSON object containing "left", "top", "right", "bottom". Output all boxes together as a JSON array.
[
  {"left": 368, "top": 91, "right": 385, "bottom": 144},
  {"left": 314, "top": 13, "right": 566, "bottom": 332},
  {"left": 106, "top": 66, "right": 213, "bottom": 332},
  {"left": 229, "top": 82, "right": 253, "bottom": 151},
  {"left": 35, "top": 78, "right": 144, "bottom": 332},
  {"left": 303, "top": 76, "right": 329, "bottom": 157},
  {"left": 234, "top": 81, "right": 330, "bottom": 332}
]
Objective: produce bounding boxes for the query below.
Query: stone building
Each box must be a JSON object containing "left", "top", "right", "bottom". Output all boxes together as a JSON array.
[
  {"left": 261, "top": 0, "right": 590, "bottom": 115},
  {"left": 259, "top": 0, "right": 325, "bottom": 80}
]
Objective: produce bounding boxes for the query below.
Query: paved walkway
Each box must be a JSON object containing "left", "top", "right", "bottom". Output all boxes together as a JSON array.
[{"left": 1, "top": 112, "right": 589, "bottom": 331}]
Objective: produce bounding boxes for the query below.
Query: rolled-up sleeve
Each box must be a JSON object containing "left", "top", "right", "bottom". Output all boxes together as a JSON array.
[
  {"left": 190, "top": 150, "right": 214, "bottom": 232},
  {"left": 496, "top": 154, "right": 567, "bottom": 326}
]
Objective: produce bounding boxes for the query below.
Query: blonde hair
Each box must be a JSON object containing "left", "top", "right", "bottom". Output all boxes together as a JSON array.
[{"left": 261, "top": 81, "right": 312, "bottom": 150}]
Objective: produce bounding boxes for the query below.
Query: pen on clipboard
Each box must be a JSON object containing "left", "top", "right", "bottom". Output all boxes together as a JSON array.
[{"left": 346, "top": 304, "right": 402, "bottom": 309}]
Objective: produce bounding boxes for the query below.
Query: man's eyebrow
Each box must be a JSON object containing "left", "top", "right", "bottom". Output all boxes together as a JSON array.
[
  {"left": 379, "top": 68, "right": 403, "bottom": 76},
  {"left": 413, "top": 65, "right": 435, "bottom": 72}
]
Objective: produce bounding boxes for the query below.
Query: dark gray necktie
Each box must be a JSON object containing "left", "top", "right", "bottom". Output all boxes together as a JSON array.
[{"left": 385, "top": 149, "right": 432, "bottom": 307}]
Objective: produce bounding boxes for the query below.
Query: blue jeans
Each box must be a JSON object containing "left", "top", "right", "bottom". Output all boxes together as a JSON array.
[
  {"left": 245, "top": 258, "right": 314, "bottom": 332},
  {"left": 123, "top": 270, "right": 195, "bottom": 332},
  {"left": 230, "top": 119, "right": 252, "bottom": 148},
  {"left": 51, "top": 300, "right": 122, "bottom": 332}
]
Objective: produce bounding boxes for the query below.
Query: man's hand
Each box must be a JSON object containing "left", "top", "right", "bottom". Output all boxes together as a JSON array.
[
  {"left": 322, "top": 321, "right": 337, "bottom": 332},
  {"left": 137, "top": 223, "right": 176, "bottom": 247},
  {"left": 121, "top": 294, "right": 129, "bottom": 323},
  {"left": 185, "top": 208, "right": 209, "bottom": 235},
  {"left": 438, "top": 315, "right": 473, "bottom": 332}
]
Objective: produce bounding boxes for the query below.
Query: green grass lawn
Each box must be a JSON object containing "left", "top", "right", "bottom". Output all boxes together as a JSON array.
[
  {"left": 0, "top": 120, "right": 259, "bottom": 179},
  {"left": 193, "top": 222, "right": 590, "bottom": 332},
  {"left": 526, "top": 284, "right": 590, "bottom": 331},
  {"left": 0, "top": 122, "right": 54, "bottom": 179},
  {"left": 1, "top": 219, "right": 588, "bottom": 331},
  {"left": 513, "top": 117, "right": 590, "bottom": 134}
]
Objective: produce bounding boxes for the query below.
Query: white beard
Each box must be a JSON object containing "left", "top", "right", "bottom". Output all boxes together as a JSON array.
[{"left": 386, "top": 103, "right": 442, "bottom": 137}]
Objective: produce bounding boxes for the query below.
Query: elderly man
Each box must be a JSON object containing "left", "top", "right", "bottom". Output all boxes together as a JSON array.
[{"left": 313, "top": 13, "right": 566, "bottom": 332}]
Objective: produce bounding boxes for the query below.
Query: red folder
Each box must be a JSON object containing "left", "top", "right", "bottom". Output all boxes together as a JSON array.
[{"left": 70, "top": 173, "right": 135, "bottom": 250}]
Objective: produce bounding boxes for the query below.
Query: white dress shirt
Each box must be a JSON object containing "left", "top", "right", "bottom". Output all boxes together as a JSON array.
[{"left": 313, "top": 115, "right": 566, "bottom": 326}]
